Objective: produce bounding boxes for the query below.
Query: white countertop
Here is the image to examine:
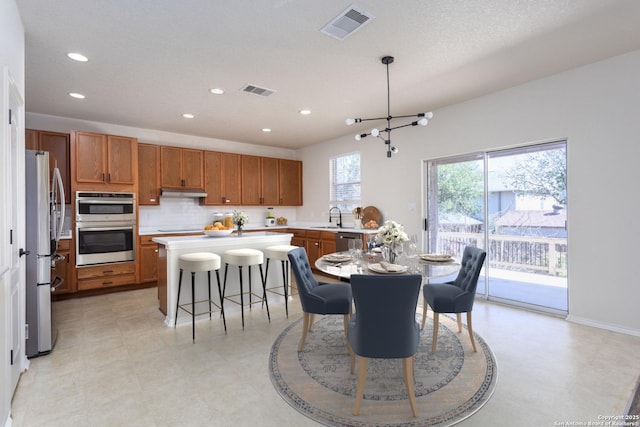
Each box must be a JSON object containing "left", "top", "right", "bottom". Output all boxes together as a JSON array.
[
  {"left": 152, "top": 231, "right": 294, "bottom": 250},
  {"left": 140, "top": 224, "right": 377, "bottom": 236}
]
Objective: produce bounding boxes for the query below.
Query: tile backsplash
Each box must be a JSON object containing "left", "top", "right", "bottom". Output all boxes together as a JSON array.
[{"left": 138, "top": 197, "right": 297, "bottom": 228}]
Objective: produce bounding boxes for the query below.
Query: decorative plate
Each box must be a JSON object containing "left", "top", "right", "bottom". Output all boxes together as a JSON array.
[
  {"left": 322, "top": 254, "right": 352, "bottom": 263},
  {"left": 203, "top": 229, "right": 234, "bottom": 237},
  {"left": 420, "top": 253, "right": 453, "bottom": 262},
  {"left": 368, "top": 263, "right": 408, "bottom": 274}
]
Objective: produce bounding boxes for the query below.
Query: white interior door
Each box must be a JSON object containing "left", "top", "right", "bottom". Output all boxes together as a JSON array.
[{"left": 6, "top": 69, "right": 26, "bottom": 394}]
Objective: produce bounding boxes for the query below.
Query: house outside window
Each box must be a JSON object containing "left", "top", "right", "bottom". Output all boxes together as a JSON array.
[{"left": 330, "top": 152, "right": 360, "bottom": 212}]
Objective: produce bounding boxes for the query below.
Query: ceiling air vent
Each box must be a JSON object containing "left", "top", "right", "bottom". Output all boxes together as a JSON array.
[
  {"left": 321, "top": 4, "right": 375, "bottom": 40},
  {"left": 241, "top": 84, "right": 276, "bottom": 97}
]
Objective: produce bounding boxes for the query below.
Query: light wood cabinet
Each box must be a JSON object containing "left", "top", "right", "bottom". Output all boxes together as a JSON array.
[
  {"left": 161, "top": 146, "right": 204, "bottom": 189},
  {"left": 138, "top": 143, "right": 160, "bottom": 205},
  {"left": 25, "top": 129, "right": 71, "bottom": 202},
  {"left": 72, "top": 131, "right": 136, "bottom": 190},
  {"left": 76, "top": 262, "right": 136, "bottom": 291},
  {"left": 139, "top": 235, "right": 159, "bottom": 283},
  {"left": 202, "top": 151, "right": 241, "bottom": 205},
  {"left": 241, "top": 155, "right": 280, "bottom": 205},
  {"left": 51, "top": 239, "right": 75, "bottom": 295},
  {"left": 278, "top": 159, "right": 303, "bottom": 206}
]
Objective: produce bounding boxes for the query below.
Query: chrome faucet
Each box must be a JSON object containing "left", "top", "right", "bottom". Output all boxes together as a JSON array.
[{"left": 329, "top": 207, "right": 342, "bottom": 228}]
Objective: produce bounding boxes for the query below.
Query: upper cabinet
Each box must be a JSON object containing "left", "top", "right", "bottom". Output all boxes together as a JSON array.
[
  {"left": 278, "top": 159, "right": 303, "bottom": 206},
  {"left": 241, "top": 155, "right": 279, "bottom": 205},
  {"left": 26, "top": 129, "right": 71, "bottom": 201},
  {"left": 240, "top": 156, "right": 302, "bottom": 206},
  {"left": 138, "top": 143, "right": 160, "bottom": 205},
  {"left": 202, "top": 151, "right": 241, "bottom": 205},
  {"left": 72, "top": 131, "right": 137, "bottom": 191},
  {"left": 160, "top": 146, "right": 204, "bottom": 189}
]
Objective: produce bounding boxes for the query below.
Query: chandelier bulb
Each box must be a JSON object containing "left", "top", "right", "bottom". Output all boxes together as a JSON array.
[
  {"left": 391, "top": 146, "right": 399, "bottom": 154},
  {"left": 425, "top": 112, "right": 433, "bottom": 119},
  {"left": 355, "top": 134, "right": 361, "bottom": 141},
  {"left": 346, "top": 118, "right": 356, "bottom": 126},
  {"left": 417, "top": 118, "right": 428, "bottom": 126},
  {"left": 371, "top": 128, "right": 380, "bottom": 137}
]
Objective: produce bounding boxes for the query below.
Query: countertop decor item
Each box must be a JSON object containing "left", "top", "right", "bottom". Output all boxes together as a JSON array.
[
  {"left": 346, "top": 55, "right": 434, "bottom": 158},
  {"left": 232, "top": 210, "right": 249, "bottom": 236},
  {"left": 376, "top": 220, "right": 409, "bottom": 264},
  {"left": 362, "top": 205, "right": 382, "bottom": 225}
]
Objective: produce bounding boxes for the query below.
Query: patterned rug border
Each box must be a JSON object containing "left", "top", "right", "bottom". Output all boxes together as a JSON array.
[{"left": 269, "top": 313, "right": 498, "bottom": 427}]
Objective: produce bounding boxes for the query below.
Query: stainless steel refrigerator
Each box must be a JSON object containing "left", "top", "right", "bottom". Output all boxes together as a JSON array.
[{"left": 25, "top": 150, "right": 65, "bottom": 358}]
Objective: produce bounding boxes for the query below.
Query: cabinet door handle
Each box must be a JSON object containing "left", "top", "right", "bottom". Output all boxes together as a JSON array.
[
  {"left": 181, "top": 179, "right": 185, "bottom": 187},
  {"left": 102, "top": 173, "right": 105, "bottom": 182},
  {"left": 102, "top": 281, "right": 113, "bottom": 286},
  {"left": 107, "top": 173, "right": 111, "bottom": 182}
]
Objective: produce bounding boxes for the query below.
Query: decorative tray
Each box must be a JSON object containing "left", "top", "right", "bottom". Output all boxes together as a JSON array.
[{"left": 203, "top": 229, "right": 234, "bottom": 237}]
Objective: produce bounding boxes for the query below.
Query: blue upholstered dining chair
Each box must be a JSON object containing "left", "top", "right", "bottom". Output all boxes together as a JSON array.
[
  {"left": 348, "top": 274, "right": 423, "bottom": 417},
  {"left": 287, "top": 247, "right": 353, "bottom": 352},
  {"left": 421, "top": 246, "right": 486, "bottom": 353}
]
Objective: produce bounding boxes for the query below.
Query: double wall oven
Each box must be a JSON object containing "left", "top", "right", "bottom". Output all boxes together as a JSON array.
[{"left": 75, "top": 192, "right": 136, "bottom": 266}]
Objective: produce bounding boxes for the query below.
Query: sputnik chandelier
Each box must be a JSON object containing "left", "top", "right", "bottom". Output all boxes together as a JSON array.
[{"left": 346, "top": 55, "right": 433, "bottom": 158}]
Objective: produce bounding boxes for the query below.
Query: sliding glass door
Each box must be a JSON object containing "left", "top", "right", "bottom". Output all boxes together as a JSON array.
[{"left": 425, "top": 141, "right": 567, "bottom": 314}]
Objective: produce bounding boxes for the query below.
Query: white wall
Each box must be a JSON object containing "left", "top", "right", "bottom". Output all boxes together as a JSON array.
[
  {"left": 0, "top": 0, "right": 24, "bottom": 424},
  {"left": 298, "top": 50, "right": 640, "bottom": 336}
]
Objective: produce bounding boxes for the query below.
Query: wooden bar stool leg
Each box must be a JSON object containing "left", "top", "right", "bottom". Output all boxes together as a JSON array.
[
  {"left": 191, "top": 271, "right": 196, "bottom": 343},
  {"left": 238, "top": 265, "right": 245, "bottom": 329},
  {"left": 248, "top": 266, "right": 252, "bottom": 310},
  {"left": 215, "top": 270, "right": 227, "bottom": 334},
  {"left": 259, "top": 264, "right": 270, "bottom": 322},
  {"left": 207, "top": 271, "right": 212, "bottom": 319},
  {"left": 281, "top": 260, "right": 289, "bottom": 318},
  {"left": 175, "top": 269, "right": 183, "bottom": 328}
]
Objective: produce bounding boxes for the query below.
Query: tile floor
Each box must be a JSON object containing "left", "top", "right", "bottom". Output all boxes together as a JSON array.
[{"left": 10, "top": 282, "right": 640, "bottom": 427}]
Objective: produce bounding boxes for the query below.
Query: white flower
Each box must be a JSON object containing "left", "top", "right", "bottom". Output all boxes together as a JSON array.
[
  {"left": 232, "top": 210, "right": 249, "bottom": 227},
  {"left": 375, "top": 220, "right": 409, "bottom": 246}
]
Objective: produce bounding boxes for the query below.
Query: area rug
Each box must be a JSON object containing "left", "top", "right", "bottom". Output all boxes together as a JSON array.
[{"left": 269, "top": 313, "right": 498, "bottom": 427}]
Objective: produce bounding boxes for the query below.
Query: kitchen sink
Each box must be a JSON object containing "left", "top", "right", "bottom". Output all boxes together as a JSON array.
[{"left": 313, "top": 225, "right": 341, "bottom": 229}]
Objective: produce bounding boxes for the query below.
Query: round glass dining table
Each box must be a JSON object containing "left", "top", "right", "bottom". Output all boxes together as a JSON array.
[{"left": 314, "top": 251, "right": 460, "bottom": 282}]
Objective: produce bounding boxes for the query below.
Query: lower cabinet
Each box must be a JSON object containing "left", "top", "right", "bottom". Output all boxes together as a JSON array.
[
  {"left": 139, "top": 235, "right": 159, "bottom": 283},
  {"left": 51, "top": 239, "right": 75, "bottom": 294},
  {"left": 76, "top": 262, "right": 136, "bottom": 291}
]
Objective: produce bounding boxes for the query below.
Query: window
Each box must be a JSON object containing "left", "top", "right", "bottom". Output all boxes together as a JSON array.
[{"left": 330, "top": 152, "right": 360, "bottom": 211}]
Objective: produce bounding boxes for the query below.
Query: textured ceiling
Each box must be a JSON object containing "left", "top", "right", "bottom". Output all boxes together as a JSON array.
[{"left": 16, "top": 0, "right": 640, "bottom": 148}]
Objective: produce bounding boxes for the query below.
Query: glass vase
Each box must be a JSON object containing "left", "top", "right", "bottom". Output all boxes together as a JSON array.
[{"left": 237, "top": 226, "right": 243, "bottom": 236}]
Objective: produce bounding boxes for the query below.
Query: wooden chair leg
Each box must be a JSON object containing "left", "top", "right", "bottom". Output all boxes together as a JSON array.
[
  {"left": 308, "top": 313, "right": 315, "bottom": 331},
  {"left": 344, "top": 314, "right": 354, "bottom": 358},
  {"left": 420, "top": 298, "right": 427, "bottom": 330},
  {"left": 350, "top": 351, "right": 356, "bottom": 375},
  {"left": 403, "top": 357, "right": 419, "bottom": 417},
  {"left": 298, "top": 312, "right": 310, "bottom": 351},
  {"left": 456, "top": 313, "right": 462, "bottom": 333},
  {"left": 467, "top": 311, "right": 477, "bottom": 352},
  {"left": 352, "top": 356, "right": 368, "bottom": 416},
  {"left": 432, "top": 312, "right": 440, "bottom": 353}
]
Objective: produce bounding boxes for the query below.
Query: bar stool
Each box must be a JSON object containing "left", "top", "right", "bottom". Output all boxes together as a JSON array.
[
  {"left": 175, "top": 252, "right": 226, "bottom": 342},
  {"left": 263, "top": 245, "right": 299, "bottom": 318},
  {"left": 222, "top": 248, "right": 269, "bottom": 329}
]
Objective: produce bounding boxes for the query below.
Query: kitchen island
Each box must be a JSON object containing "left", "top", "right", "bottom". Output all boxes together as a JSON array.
[{"left": 153, "top": 231, "right": 294, "bottom": 327}]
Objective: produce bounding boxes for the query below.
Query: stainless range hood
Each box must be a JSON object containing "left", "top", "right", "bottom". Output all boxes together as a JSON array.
[{"left": 161, "top": 188, "right": 208, "bottom": 198}]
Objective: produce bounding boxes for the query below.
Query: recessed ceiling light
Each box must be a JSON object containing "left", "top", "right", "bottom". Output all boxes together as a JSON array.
[
  {"left": 209, "top": 88, "right": 224, "bottom": 95},
  {"left": 262, "top": 128, "right": 272, "bottom": 133},
  {"left": 68, "top": 92, "right": 85, "bottom": 99},
  {"left": 299, "top": 109, "right": 311, "bottom": 115},
  {"left": 182, "top": 113, "right": 195, "bottom": 119},
  {"left": 67, "top": 52, "right": 88, "bottom": 62}
]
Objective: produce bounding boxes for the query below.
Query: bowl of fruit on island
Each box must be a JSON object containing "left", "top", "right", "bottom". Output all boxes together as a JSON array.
[{"left": 203, "top": 222, "right": 234, "bottom": 237}]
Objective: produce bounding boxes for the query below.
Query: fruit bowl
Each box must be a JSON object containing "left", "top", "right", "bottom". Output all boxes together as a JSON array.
[{"left": 203, "top": 229, "right": 234, "bottom": 237}]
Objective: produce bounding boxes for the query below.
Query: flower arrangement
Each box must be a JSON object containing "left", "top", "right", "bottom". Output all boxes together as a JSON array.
[
  {"left": 375, "top": 220, "right": 409, "bottom": 263},
  {"left": 375, "top": 220, "right": 409, "bottom": 246},
  {"left": 232, "top": 210, "right": 249, "bottom": 228}
]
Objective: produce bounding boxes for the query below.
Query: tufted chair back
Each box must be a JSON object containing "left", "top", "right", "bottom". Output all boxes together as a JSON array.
[
  {"left": 287, "top": 247, "right": 320, "bottom": 313},
  {"left": 452, "top": 246, "right": 487, "bottom": 294}
]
